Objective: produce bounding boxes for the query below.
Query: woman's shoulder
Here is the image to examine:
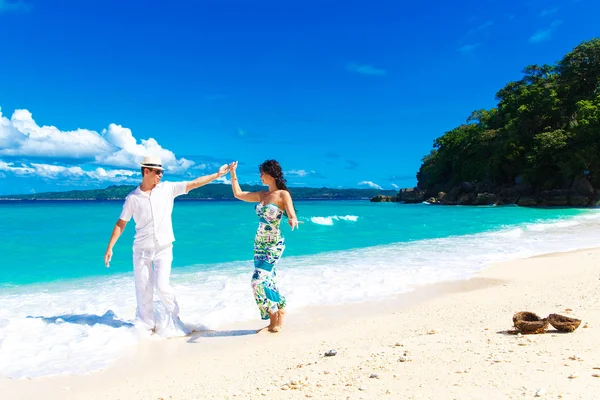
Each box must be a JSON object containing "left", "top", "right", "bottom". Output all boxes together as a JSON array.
[{"left": 276, "top": 189, "right": 292, "bottom": 198}]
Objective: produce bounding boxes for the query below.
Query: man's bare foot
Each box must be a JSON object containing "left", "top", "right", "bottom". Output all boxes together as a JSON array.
[{"left": 267, "top": 312, "right": 279, "bottom": 332}]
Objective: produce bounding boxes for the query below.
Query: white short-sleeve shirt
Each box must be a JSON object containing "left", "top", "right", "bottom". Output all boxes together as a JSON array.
[{"left": 119, "top": 181, "right": 189, "bottom": 249}]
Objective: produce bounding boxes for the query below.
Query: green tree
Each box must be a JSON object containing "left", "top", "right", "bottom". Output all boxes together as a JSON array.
[{"left": 416, "top": 38, "right": 600, "bottom": 194}]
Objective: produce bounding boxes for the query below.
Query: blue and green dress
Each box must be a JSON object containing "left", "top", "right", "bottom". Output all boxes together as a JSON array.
[{"left": 252, "top": 203, "right": 287, "bottom": 320}]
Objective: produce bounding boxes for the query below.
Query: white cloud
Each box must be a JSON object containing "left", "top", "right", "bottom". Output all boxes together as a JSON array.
[
  {"left": 0, "top": 160, "right": 138, "bottom": 183},
  {"left": 1, "top": 109, "right": 113, "bottom": 158},
  {"left": 0, "top": 160, "right": 35, "bottom": 175},
  {"left": 285, "top": 169, "right": 323, "bottom": 179},
  {"left": 213, "top": 175, "right": 231, "bottom": 184},
  {"left": 96, "top": 124, "right": 194, "bottom": 173},
  {"left": 0, "top": 107, "right": 194, "bottom": 173},
  {"left": 286, "top": 169, "right": 309, "bottom": 177},
  {"left": 529, "top": 20, "right": 562, "bottom": 44},
  {"left": 358, "top": 180, "right": 383, "bottom": 190},
  {"left": 346, "top": 63, "right": 387, "bottom": 77},
  {"left": 391, "top": 183, "right": 399, "bottom": 189}
]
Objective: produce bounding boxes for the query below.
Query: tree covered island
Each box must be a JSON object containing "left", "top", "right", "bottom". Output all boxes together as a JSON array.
[{"left": 379, "top": 38, "right": 600, "bottom": 207}]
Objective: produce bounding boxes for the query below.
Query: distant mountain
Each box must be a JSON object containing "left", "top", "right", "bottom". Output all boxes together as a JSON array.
[{"left": 0, "top": 184, "right": 397, "bottom": 201}]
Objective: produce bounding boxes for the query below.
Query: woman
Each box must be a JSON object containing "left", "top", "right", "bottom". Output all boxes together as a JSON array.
[{"left": 229, "top": 160, "right": 299, "bottom": 332}]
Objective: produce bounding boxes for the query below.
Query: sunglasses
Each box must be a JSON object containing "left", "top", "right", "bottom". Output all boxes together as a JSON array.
[{"left": 147, "top": 168, "right": 163, "bottom": 175}]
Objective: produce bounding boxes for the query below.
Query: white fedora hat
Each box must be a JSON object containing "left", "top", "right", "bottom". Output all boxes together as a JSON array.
[{"left": 140, "top": 156, "right": 164, "bottom": 171}]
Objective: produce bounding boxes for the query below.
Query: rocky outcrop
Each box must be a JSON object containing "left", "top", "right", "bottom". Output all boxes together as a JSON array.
[
  {"left": 517, "top": 196, "right": 537, "bottom": 207},
  {"left": 498, "top": 188, "right": 520, "bottom": 204},
  {"left": 475, "top": 192, "right": 499, "bottom": 205},
  {"left": 538, "top": 190, "right": 569, "bottom": 206},
  {"left": 370, "top": 195, "right": 398, "bottom": 202},
  {"left": 398, "top": 188, "right": 425, "bottom": 204},
  {"left": 378, "top": 176, "right": 599, "bottom": 207},
  {"left": 370, "top": 188, "right": 425, "bottom": 203}
]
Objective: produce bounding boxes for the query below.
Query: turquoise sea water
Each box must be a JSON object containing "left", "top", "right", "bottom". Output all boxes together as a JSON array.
[
  {"left": 0, "top": 200, "right": 591, "bottom": 286},
  {"left": 1, "top": 199, "right": 600, "bottom": 379}
]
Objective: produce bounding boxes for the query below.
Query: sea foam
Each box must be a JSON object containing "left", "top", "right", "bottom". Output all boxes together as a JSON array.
[{"left": 310, "top": 215, "right": 359, "bottom": 225}]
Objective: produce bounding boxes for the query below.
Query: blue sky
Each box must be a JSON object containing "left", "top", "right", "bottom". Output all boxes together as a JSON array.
[{"left": 0, "top": 0, "right": 597, "bottom": 195}]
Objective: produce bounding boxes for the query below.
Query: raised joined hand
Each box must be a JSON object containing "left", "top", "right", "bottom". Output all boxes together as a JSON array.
[{"left": 218, "top": 163, "right": 231, "bottom": 177}]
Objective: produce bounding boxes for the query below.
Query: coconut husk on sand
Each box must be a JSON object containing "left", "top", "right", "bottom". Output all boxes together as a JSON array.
[
  {"left": 547, "top": 313, "right": 581, "bottom": 332},
  {"left": 512, "top": 311, "right": 549, "bottom": 334}
]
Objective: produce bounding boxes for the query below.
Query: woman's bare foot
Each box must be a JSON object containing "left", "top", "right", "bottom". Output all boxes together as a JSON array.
[
  {"left": 267, "top": 312, "right": 279, "bottom": 332},
  {"left": 272, "top": 309, "right": 286, "bottom": 332}
]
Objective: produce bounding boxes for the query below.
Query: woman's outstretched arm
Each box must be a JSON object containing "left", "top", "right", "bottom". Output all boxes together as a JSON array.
[{"left": 230, "top": 161, "right": 262, "bottom": 202}]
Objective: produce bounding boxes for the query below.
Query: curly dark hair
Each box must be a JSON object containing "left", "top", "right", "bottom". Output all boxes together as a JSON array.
[{"left": 259, "top": 159, "right": 288, "bottom": 191}]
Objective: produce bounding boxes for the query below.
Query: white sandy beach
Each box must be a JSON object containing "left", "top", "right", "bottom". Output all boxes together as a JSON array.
[{"left": 2, "top": 247, "right": 600, "bottom": 400}]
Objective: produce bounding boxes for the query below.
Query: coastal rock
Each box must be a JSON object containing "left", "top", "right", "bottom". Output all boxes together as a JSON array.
[
  {"left": 457, "top": 193, "right": 477, "bottom": 205},
  {"left": 398, "top": 188, "right": 425, "bottom": 204},
  {"left": 591, "top": 189, "right": 600, "bottom": 207},
  {"left": 498, "top": 188, "right": 520, "bottom": 205},
  {"left": 518, "top": 196, "right": 538, "bottom": 207},
  {"left": 474, "top": 192, "right": 498, "bottom": 205},
  {"left": 426, "top": 196, "right": 439, "bottom": 204},
  {"left": 446, "top": 187, "right": 461, "bottom": 203},
  {"left": 568, "top": 177, "right": 595, "bottom": 206},
  {"left": 571, "top": 176, "right": 594, "bottom": 197},
  {"left": 539, "top": 190, "right": 569, "bottom": 206},
  {"left": 569, "top": 194, "right": 591, "bottom": 207},
  {"left": 370, "top": 195, "right": 397, "bottom": 203},
  {"left": 436, "top": 191, "right": 447, "bottom": 202},
  {"left": 400, "top": 175, "right": 598, "bottom": 207},
  {"left": 426, "top": 192, "right": 446, "bottom": 204}
]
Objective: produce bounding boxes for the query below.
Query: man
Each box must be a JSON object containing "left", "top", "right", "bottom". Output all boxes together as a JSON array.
[{"left": 104, "top": 156, "right": 230, "bottom": 335}]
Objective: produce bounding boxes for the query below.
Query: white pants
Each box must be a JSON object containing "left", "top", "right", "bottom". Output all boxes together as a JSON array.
[{"left": 133, "top": 243, "right": 179, "bottom": 330}]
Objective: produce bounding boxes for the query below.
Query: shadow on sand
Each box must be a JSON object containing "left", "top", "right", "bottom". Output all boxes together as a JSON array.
[
  {"left": 495, "top": 329, "right": 570, "bottom": 336},
  {"left": 27, "top": 310, "right": 134, "bottom": 329},
  {"left": 186, "top": 328, "right": 263, "bottom": 343}
]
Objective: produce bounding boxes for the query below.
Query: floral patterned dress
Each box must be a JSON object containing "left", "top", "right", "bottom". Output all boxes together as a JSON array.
[{"left": 252, "top": 203, "right": 286, "bottom": 320}]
